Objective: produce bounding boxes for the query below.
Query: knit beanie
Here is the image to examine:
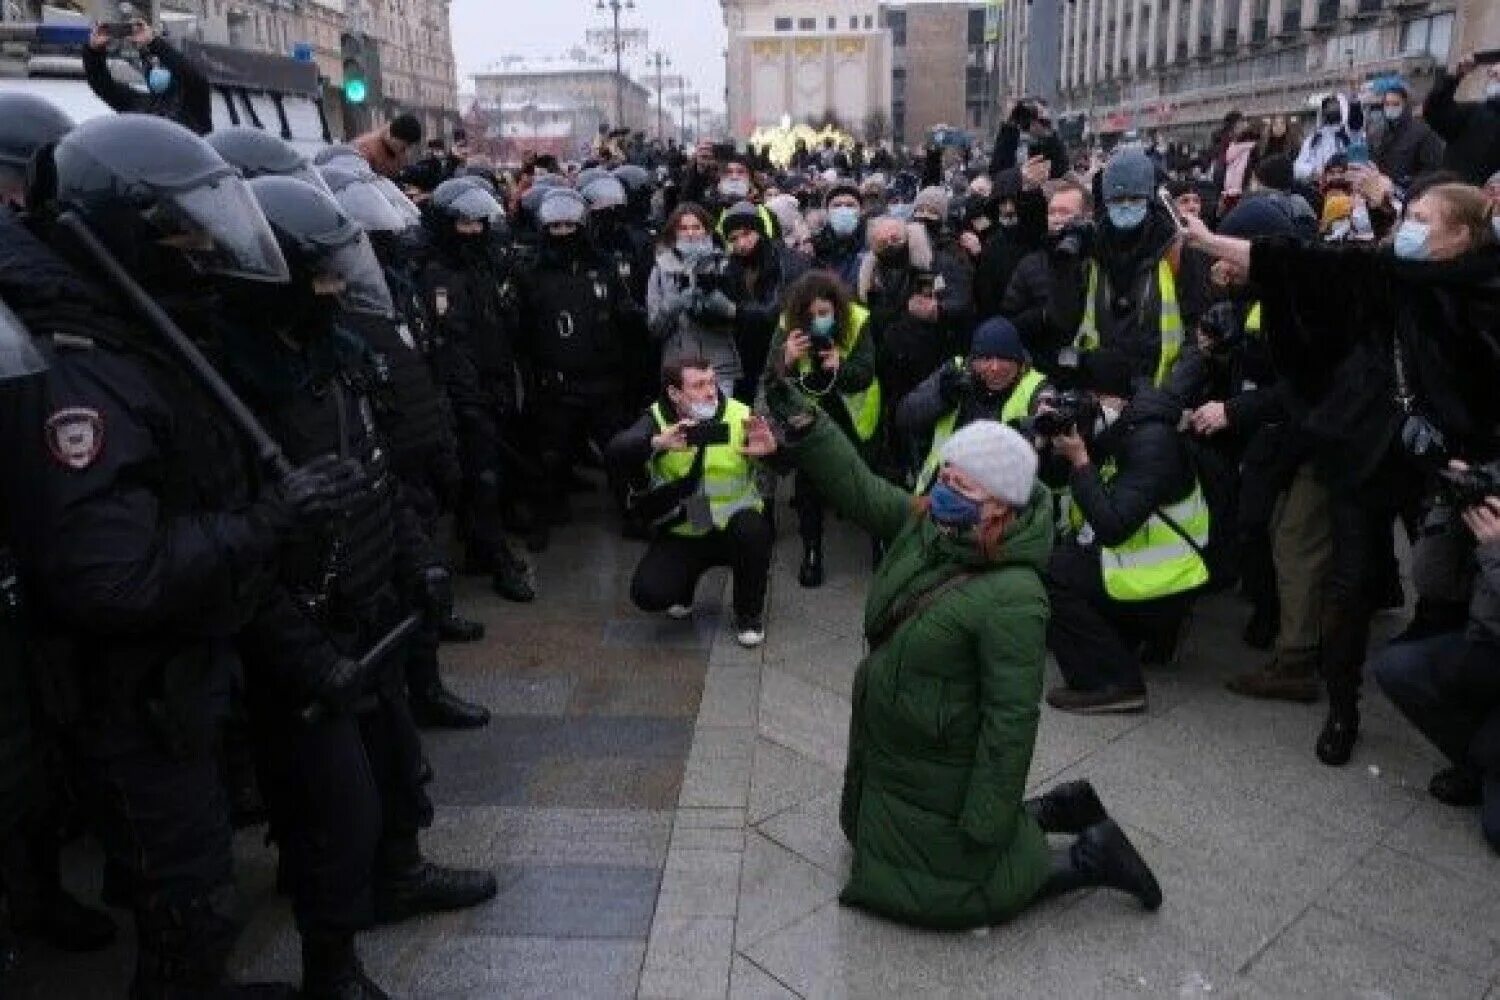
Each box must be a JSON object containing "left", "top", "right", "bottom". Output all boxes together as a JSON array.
[
  {"left": 969, "top": 317, "right": 1026, "bottom": 363},
  {"left": 1321, "top": 192, "right": 1353, "bottom": 229},
  {"left": 938, "top": 421, "right": 1037, "bottom": 507},
  {"left": 912, "top": 185, "right": 951, "bottom": 220},
  {"left": 720, "top": 200, "right": 763, "bottom": 237},
  {"left": 1102, "top": 147, "right": 1156, "bottom": 202}
]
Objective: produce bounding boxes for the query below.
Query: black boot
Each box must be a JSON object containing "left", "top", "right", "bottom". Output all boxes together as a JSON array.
[
  {"left": 492, "top": 542, "right": 536, "bottom": 602},
  {"left": 1241, "top": 606, "right": 1277, "bottom": 650},
  {"left": 300, "top": 931, "right": 392, "bottom": 1000},
  {"left": 2, "top": 827, "right": 116, "bottom": 952},
  {"left": 1315, "top": 702, "right": 1360, "bottom": 767},
  {"left": 409, "top": 681, "right": 491, "bottom": 730},
  {"left": 798, "top": 543, "right": 824, "bottom": 589},
  {"left": 1043, "top": 820, "right": 1162, "bottom": 911},
  {"left": 133, "top": 891, "right": 296, "bottom": 999},
  {"left": 1024, "top": 780, "right": 1107, "bottom": 835},
  {"left": 438, "top": 612, "right": 486, "bottom": 643},
  {"left": 1428, "top": 765, "right": 1483, "bottom": 806},
  {"left": 372, "top": 835, "right": 497, "bottom": 926}
]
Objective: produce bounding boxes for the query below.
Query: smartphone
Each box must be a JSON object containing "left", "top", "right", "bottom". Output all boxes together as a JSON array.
[
  {"left": 913, "top": 273, "right": 937, "bottom": 298},
  {"left": 711, "top": 142, "right": 736, "bottom": 162},
  {"left": 102, "top": 21, "right": 135, "bottom": 39},
  {"left": 684, "top": 421, "right": 730, "bottom": 448},
  {"left": 1157, "top": 186, "right": 1188, "bottom": 231}
]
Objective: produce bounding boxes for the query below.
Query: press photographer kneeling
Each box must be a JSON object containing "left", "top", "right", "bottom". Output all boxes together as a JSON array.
[
  {"left": 607, "top": 357, "right": 773, "bottom": 648},
  {"left": 1042, "top": 348, "right": 1212, "bottom": 715}
]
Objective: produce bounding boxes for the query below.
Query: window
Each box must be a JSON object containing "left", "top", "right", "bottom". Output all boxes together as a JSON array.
[
  {"left": 850, "top": 15, "right": 858, "bottom": 29},
  {"left": 774, "top": 16, "right": 792, "bottom": 31},
  {"left": 892, "top": 67, "right": 906, "bottom": 102},
  {"left": 864, "top": 15, "right": 873, "bottom": 29},
  {"left": 828, "top": 16, "right": 836, "bottom": 30},
  {"left": 886, "top": 10, "right": 907, "bottom": 47},
  {"left": 797, "top": 17, "right": 816, "bottom": 31},
  {"left": 967, "top": 8, "right": 986, "bottom": 46},
  {"left": 965, "top": 65, "right": 987, "bottom": 99}
]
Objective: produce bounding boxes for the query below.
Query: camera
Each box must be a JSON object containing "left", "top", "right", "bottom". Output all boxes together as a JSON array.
[
  {"left": 1025, "top": 389, "right": 1097, "bottom": 438},
  {"left": 690, "top": 250, "right": 730, "bottom": 295},
  {"left": 684, "top": 420, "right": 731, "bottom": 448},
  {"left": 1053, "top": 221, "right": 1095, "bottom": 259},
  {"left": 1437, "top": 462, "right": 1500, "bottom": 511}
]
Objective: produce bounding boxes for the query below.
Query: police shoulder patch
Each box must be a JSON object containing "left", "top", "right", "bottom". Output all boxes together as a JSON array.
[{"left": 45, "top": 407, "right": 104, "bottom": 470}]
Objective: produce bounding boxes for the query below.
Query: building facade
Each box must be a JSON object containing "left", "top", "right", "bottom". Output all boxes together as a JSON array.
[
  {"left": 879, "top": 1, "right": 989, "bottom": 146},
  {"left": 721, "top": 0, "right": 894, "bottom": 139},
  {"left": 472, "top": 59, "right": 655, "bottom": 159},
  {"left": 355, "top": 0, "right": 458, "bottom": 138},
  {"left": 1041, "top": 0, "right": 1465, "bottom": 143}
]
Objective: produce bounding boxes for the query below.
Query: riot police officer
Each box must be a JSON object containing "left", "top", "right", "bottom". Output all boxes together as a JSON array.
[
  {"left": 220, "top": 175, "right": 497, "bottom": 996},
  {"left": 612, "top": 164, "right": 665, "bottom": 408},
  {"left": 0, "top": 93, "right": 74, "bottom": 209},
  {"left": 516, "top": 188, "right": 634, "bottom": 548},
  {"left": 10, "top": 114, "right": 332, "bottom": 998},
  {"left": 206, "top": 124, "right": 334, "bottom": 192},
  {"left": 420, "top": 179, "right": 537, "bottom": 595},
  {"left": 316, "top": 162, "right": 491, "bottom": 731}
]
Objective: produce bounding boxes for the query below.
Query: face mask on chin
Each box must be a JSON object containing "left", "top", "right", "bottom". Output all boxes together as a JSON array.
[{"left": 681, "top": 397, "right": 718, "bottom": 421}]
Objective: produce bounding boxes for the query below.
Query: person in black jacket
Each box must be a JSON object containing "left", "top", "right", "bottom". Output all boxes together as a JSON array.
[
  {"left": 1371, "top": 79, "right": 1445, "bottom": 190},
  {"left": 1043, "top": 350, "right": 1210, "bottom": 715},
  {"left": 1184, "top": 181, "right": 1500, "bottom": 766},
  {"left": 1424, "top": 54, "right": 1500, "bottom": 187},
  {"left": 83, "top": 20, "right": 212, "bottom": 136},
  {"left": 1002, "top": 177, "right": 1092, "bottom": 360},
  {"left": 721, "top": 201, "right": 809, "bottom": 400},
  {"left": 989, "top": 99, "right": 1067, "bottom": 181},
  {"left": 972, "top": 158, "right": 1049, "bottom": 323}
]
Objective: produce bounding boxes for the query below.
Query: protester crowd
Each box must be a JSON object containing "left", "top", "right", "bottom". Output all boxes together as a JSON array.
[{"left": 0, "top": 20, "right": 1499, "bottom": 996}]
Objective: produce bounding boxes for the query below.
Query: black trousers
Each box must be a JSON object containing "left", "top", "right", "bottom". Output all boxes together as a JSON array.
[
  {"left": 1045, "top": 540, "right": 1190, "bottom": 693},
  {"left": 531, "top": 381, "right": 626, "bottom": 510},
  {"left": 630, "top": 509, "right": 773, "bottom": 619},
  {"left": 1372, "top": 631, "right": 1500, "bottom": 850}
]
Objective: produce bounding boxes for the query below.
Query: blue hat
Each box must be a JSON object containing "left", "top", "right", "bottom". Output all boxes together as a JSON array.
[
  {"left": 970, "top": 317, "right": 1026, "bottom": 362},
  {"left": 1102, "top": 147, "right": 1156, "bottom": 203}
]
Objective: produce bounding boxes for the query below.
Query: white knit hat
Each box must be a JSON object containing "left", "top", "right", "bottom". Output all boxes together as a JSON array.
[{"left": 938, "top": 420, "right": 1037, "bottom": 506}]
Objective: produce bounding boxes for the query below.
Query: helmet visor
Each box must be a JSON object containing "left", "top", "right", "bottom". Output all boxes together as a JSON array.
[
  {"left": 286, "top": 161, "right": 334, "bottom": 196},
  {"left": 334, "top": 179, "right": 408, "bottom": 233},
  {"left": 0, "top": 299, "right": 46, "bottom": 381},
  {"left": 374, "top": 176, "right": 422, "bottom": 227},
  {"left": 445, "top": 185, "right": 503, "bottom": 223},
  {"left": 147, "top": 173, "right": 290, "bottom": 282},
  {"left": 316, "top": 234, "right": 394, "bottom": 318}
]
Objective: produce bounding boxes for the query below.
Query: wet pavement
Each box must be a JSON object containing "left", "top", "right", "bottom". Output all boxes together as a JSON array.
[{"left": 10, "top": 476, "right": 1500, "bottom": 998}]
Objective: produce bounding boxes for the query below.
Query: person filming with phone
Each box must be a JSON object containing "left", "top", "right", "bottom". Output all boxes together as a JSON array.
[
  {"left": 84, "top": 17, "right": 211, "bottom": 135},
  {"left": 608, "top": 357, "right": 775, "bottom": 649}
]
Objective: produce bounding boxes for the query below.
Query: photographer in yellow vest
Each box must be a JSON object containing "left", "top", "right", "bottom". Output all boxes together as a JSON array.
[
  {"left": 897, "top": 316, "right": 1050, "bottom": 494},
  {"left": 607, "top": 356, "right": 773, "bottom": 648},
  {"left": 1041, "top": 348, "right": 1212, "bottom": 715}
]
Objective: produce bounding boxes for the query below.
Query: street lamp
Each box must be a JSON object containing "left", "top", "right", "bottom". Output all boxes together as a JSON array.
[
  {"left": 595, "top": 0, "right": 636, "bottom": 130},
  {"left": 647, "top": 49, "right": 670, "bottom": 141}
]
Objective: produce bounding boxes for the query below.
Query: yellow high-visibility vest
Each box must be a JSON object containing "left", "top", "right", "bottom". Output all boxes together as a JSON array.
[
  {"left": 648, "top": 397, "right": 763, "bottom": 538},
  {"left": 915, "top": 364, "right": 1046, "bottom": 493},
  {"left": 1075, "top": 257, "right": 1184, "bottom": 387},
  {"left": 791, "top": 302, "right": 882, "bottom": 442},
  {"left": 1069, "top": 458, "right": 1211, "bottom": 602}
]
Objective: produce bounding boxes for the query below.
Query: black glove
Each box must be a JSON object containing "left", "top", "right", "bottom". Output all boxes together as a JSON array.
[
  {"left": 253, "top": 455, "right": 367, "bottom": 537},
  {"left": 416, "top": 565, "right": 453, "bottom": 628},
  {"left": 1053, "top": 221, "right": 1095, "bottom": 260},
  {"left": 937, "top": 359, "right": 967, "bottom": 406},
  {"left": 303, "top": 654, "right": 366, "bottom": 716}
]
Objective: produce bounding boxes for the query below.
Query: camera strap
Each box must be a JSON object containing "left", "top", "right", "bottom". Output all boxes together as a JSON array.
[{"left": 1152, "top": 504, "right": 1209, "bottom": 566}]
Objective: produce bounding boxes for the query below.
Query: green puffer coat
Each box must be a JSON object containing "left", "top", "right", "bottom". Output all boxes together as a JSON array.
[{"left": 787, "top": 412, "right": 1054, "bottom": 930}]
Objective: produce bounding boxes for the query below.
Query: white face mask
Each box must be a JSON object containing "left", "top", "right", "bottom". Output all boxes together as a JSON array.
[{"left": 684, "top": 398, "right": 718, "bottom": 421}]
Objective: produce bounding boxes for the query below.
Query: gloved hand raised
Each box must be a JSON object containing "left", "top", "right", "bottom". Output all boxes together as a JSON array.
[{"left": 253, "top": 454, "right": 367, "bottom": 537}]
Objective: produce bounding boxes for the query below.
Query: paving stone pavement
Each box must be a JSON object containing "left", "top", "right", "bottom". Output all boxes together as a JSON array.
[{"left": 10, "top": 484, "right": 1500, "bottom": 998}]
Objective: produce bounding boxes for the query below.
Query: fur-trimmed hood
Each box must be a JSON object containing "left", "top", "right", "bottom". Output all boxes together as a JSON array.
[{"left": 857, "top": 221, "right": 934, "bottom": 300}]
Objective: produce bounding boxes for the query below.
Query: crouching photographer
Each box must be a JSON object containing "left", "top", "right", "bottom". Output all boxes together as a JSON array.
[
  {"left": 1372, "top": 461, "right": 1500, "bottom": 854},
  {"left": 1042, "top": 349, "right": 1212, "bottom": 715},
  {"left": 607, "top": 357, "right": 774, "bottom": 649}
]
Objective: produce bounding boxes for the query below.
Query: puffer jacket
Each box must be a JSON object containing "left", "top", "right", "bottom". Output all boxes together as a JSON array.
[
  {"left": 646, "top": 247, "right": 743, "bottom": 383},
  {"left": 778, "top": 406, "right": 1053, "bottom": 929}
]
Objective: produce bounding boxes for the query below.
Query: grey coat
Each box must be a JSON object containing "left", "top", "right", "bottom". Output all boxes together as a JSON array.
[{"left": 646, "top": 248, "right": 743, "bottom": 384}]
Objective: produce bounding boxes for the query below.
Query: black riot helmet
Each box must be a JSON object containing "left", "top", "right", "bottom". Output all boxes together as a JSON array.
[
  {"left": 372, "top": 175, "right": 422, "bottom": 228},
  {"left": 312, "top": 144, "right": 368, "bottom": 170},
  {"left": 0, "top": 92, "right": 74, "bottom": 188},
  {"left": 613, "top": 163, "right": 654, "bottom": 221},
  {"left": 430, "top": 177, "right": 504, "bottom": 228},
  {"left": 245, "top": 175, "right": 394, "bottom": 319},
  {"left": 320, "top": 162, "right": 410, "bottom": 234},
  {"left": 206, "top": 126, "right": 332, "bottom": 194},
  {"left": 0, "top": 296, "right": 47, "bottom": 383},
  {"left": 52, "top": 114, "right": 289, "bottom": 285}
]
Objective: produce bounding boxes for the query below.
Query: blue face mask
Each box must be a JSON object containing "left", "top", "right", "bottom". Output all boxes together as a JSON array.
[
  {"left": 1107, "top": 200, "right": 1148, "bottom": 231},
  {"left": 1393, "top": 219, "right": 1431, "bottom": 261},
  {"left": 828, "top": 206, "right": 861, "bottom": 237},
  {"left": 929, "top": 481, "right": 982, "bottom": 529},
  {"left": 147, "top": 66, "right": 173, "bottom": 94},
  {"left": 810, "top": 314, "right": 836, "bottom": 338}
]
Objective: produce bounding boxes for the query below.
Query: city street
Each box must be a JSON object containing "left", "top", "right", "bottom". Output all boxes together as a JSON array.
[{"left": 11, "top": 480, "right": 1499, "bottom": 999}]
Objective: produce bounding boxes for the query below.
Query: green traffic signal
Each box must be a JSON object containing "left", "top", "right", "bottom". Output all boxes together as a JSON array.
[{"left": 344, "top": 76, "right": 368, "bottom": 104}]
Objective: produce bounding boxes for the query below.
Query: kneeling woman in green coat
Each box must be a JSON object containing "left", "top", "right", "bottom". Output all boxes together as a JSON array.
[{"left": 749, "top": 387, "right": 1163, "bottom": 930}]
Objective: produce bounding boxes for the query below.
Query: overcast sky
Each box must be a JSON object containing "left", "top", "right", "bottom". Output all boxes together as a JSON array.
[{"left": 448, "top": 1, "right": 727, "bottom": 114}]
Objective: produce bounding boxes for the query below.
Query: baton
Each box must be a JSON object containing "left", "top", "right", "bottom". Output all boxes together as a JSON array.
[
  {"left": 300, "top": 612, "right": 423, "bottom": 724},
  {"left": 57, "top": 212, "right": 295, "bottom": 480}
]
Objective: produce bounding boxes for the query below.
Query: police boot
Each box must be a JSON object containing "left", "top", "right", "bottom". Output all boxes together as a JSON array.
[
  {"left": 798, "top": 543, "right": 824, "bottom": 589},
  {"left": 132, "top": 890, "right": 296, "bottom": 999},
  {"left": 2, "top": 827, "right": 116, "bottom": 952},
  {"left": 372, "top": 835, "right": 497, "bottom": 926},
  {"left": 1041, "top": 820, "right": 1162, "bottom": 911},
  {"left": 1315, "top": 701, "right": 1360, "bottom": 767},
  {"left": 300, "top": 932, "right": 391, "bottom": 1000},
  {"left": 491, "top": 542, "right": 536, "bottom": 603},
  {"left": 409, "top": 680, "right": 490, "bottom": 730},
  {"left": 1024, "top": 780, "right": 1107, "bottom": 836},
  {"left": 438, "top": 612, "right": 486, "bottom": 643}
]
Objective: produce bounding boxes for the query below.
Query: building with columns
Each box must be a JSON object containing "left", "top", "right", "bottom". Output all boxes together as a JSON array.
[
  {"left": 1030, "top": 0, "right": 1467, "bottom": 143},
  {"left": 721, "top": 0, "right": 894, "bottom": 139}
]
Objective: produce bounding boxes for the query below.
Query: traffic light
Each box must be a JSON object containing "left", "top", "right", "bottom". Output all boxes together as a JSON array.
[{"left": 343, "top": 62, "right": 368, "bottom": 105}]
